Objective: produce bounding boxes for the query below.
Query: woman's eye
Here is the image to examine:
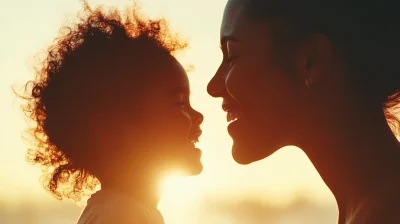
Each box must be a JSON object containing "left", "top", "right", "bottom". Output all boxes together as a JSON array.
[{"left": 224, "top": 55, "right": 239, "bottom": 67}]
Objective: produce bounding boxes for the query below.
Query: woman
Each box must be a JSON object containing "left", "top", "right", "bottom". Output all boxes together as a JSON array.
[
  {"left": 21, "top": 5, "right": 203, "bottom": 224},
  {"left": 208, "top": 0, "right": 400, "bottom": 223}
]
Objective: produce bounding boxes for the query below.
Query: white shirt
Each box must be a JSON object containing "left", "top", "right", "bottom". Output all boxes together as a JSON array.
[{"left": 77, "top": 190, "right": 165, "bottom": 224}]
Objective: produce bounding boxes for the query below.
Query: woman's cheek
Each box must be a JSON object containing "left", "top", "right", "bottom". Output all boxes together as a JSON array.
[
  {"left": 225, "top": 62, "right": 254, "bottom": 101},
  {"left": 225, "top": 66, "right": 239, "bottom": 99}
]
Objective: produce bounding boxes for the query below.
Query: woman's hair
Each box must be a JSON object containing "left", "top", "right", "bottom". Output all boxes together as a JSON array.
[
  {"left": 20, "top": 2, "right": 187, "bottom": 202},
  {"left": 239, "top": 0, "right": 400, "bottom": 134}
]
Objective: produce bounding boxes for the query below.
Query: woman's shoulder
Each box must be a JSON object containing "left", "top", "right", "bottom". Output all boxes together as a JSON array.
[{"left": 76, "top": 190, "right": 164, "bottom": 224}]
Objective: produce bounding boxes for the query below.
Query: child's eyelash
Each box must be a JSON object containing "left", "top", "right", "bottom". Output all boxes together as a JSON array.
[{"left": 177, "top": 101, "right": 190, "bottom": 108}]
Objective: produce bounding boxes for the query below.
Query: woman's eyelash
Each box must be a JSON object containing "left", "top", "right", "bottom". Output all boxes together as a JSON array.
[{"left": 224, "top": 55, "right": 239, "bottom": 64}]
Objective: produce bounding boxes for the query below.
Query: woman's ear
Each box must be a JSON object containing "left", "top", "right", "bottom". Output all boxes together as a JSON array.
[{"left": 293, "top": 33, "right": 333, "bottom": 88}]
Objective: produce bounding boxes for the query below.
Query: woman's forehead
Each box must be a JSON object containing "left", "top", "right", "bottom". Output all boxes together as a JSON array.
[
  {"left": 221, "top": 0, "right": 269, "bottom": 46},
  {"left": 221, "top": 0, "right": 246, "bottom": 41}
]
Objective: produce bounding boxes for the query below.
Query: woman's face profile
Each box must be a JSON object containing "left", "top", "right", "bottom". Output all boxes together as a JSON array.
[{"left": 208, "top": 0, "right": 300, "bottom": 164}]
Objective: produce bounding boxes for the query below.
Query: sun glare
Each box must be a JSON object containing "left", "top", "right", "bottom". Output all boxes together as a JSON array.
[
  {"left": 0, "top": 0, "right": 339, "bottom": 223},
  {"left": 160, "top": 173, "right": 200, "bottom": 205}
]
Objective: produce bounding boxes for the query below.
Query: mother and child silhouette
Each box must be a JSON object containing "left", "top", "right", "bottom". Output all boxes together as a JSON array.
[{"left": 20, "top": 0, "right": 400, "bottom": 223}]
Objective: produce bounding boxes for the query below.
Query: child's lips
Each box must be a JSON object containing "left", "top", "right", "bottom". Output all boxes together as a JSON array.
[{"left": 189, "top": 129, "right": 202, "bottom": 143}]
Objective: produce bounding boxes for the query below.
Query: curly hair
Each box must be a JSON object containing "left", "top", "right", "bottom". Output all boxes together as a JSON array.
[{"left": 20, "top": 2, "right": 187, "bottom": 202}]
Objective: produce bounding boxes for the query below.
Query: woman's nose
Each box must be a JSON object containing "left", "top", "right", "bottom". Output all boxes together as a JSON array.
[{"left": 207, "top": 66, "right": 226, "bottom": 97}]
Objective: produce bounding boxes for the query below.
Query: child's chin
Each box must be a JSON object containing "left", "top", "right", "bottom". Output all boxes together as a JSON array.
[
  {"left": 181, "top": 160, "right": 203, "bottom": 176},
  {"left": 190, "top": 162, "right": 203, "bottom": 176}
]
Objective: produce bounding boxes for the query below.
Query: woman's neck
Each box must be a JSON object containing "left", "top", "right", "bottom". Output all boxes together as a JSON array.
[{"left": 298, "top": 106, "right": 400, "bottom": 211}]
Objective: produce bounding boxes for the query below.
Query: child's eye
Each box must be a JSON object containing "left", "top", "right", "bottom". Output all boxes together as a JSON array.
[
  {"left": 177, "top": 102, "right": 190, "bottom": 109},
  {"left": 177, "top": 92, "right": 190, "bottom": 109}
]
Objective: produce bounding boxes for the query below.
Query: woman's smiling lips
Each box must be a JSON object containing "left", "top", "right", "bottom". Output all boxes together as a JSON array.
[{"left": 222, "top": 101, "right": 242, "bottom": 123}]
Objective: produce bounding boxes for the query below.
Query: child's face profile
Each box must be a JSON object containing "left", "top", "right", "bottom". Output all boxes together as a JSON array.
[{"left": 103, "top": 55, "right": 204, "bottom": 176}]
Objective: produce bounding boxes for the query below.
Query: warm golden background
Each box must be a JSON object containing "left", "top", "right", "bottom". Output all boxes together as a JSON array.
[{"left": 0, "top": 0, "right": 338, "bottom": 223}]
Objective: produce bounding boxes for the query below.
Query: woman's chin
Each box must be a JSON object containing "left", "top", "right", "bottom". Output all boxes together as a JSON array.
[
  {"left": 232, "top": 144, "right": 255, "bottom": 165},
  {"left": 231, "top": 141, "right": 271, "bottom": 165}
]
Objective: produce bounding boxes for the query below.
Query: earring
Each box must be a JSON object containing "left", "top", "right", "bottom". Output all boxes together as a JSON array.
[{"left": 305, "top": 77, "right": 313, "bottom": 87}]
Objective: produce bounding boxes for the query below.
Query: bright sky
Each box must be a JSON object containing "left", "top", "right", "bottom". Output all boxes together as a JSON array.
[{"left": 0, "top": 0, "right": 336, "bottom": 222}]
